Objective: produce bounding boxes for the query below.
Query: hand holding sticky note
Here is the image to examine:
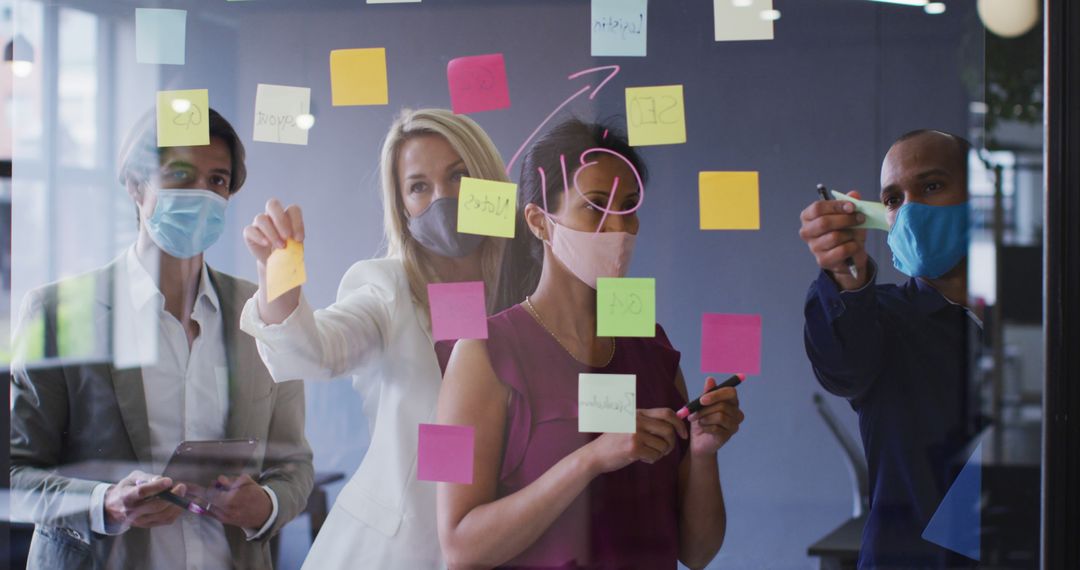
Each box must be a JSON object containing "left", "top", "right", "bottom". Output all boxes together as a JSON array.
[
  {"left": 265, "top": 239, "right": 307, "bottom": 302},
  {"left": 157, "top": 89, "right": 210, "bottom": 147},
  {"left": 597, "top": 277, "right": 655, "bottom": 337},
  {"left": 417, "top": 424, "right": 475, "bottom": 484},
  {"left": 625, "top": 85, "right": 686, "bottom": 146},
  {"left": 579, "top": 373, "right": 637, "bottom": 433},
  {"left": 458, "top": 178, "right": 517, "bottom": 238},
  {"left": 830, "top": 190, "right": 890, "bottom": 231}
]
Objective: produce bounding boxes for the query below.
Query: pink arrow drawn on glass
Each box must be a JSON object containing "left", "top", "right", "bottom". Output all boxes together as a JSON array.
[{"left": 504, "top": 65, "right": 621, "bottom": 177}]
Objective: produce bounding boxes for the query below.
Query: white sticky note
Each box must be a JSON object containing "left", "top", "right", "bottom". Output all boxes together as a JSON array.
[
  {"left": 253, "top": 84, "right": 312, "bottom": 145},
  {"left": 579, "top": 373, "right": 636, "bottom": 434},
  {"left": 714, "top": 0, "right": 775, "bottom": 42},
  {"left": 135, "top": 8, "right": 187, "bottom": 65},
  {"left": 592, "top": 0, "right": 648, "bottom": 57},
  {"left": 831, "top": 190, "right": 890, "bottom": 231}
]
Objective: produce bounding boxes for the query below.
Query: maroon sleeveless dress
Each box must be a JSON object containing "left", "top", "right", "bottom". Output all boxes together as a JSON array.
[{"left": 474, "top": 304, "right": 688, "bottom": 569}]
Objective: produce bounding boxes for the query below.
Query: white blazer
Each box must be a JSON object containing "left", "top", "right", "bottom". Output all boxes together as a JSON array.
[{"left": 240, "top": 257, "right": 444, "bottom": 569}]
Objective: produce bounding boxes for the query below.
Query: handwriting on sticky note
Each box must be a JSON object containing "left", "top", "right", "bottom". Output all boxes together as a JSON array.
[
  {"left": 699, "top": 172, "right": 761, "bottom": 230},
  {"left": 254, "top": 84, "right": 311, "bottom": 145},
  {"left": 830, "top": 190, "right": 890, "bottom": 231},
  {"left": 457, "top": 178, "right": 517, "bottom": 238},
  {"left": 579, "top": 374, "right": 636, "bottom": 433},
  {"left": 714, "top": 0, "right": 775, "bottom": 42},
  {"left": 625, "top": 85, "right": 685, "bottom": 146},
  {"left": 157, "top": 89, "right": 209, "bottom": 147},
  {"left": 417, "top": 424, "right": 475, "bottom": 484},
  {"left": 136, "top": 8, "right": 186, "bottom": 65},
  {"left": 701, "top": 313, "right": 762, "bottom": 375},
  {"left": 266, "top": 240, "right": 307, "bottom": 302},
  {"left": 597, "top": 278, "right": 655, "bottom": 337},
  {"left": 592, "top": 0, "right": 647, "bottom": 57},
  {"left": 447, "top": 54, "right": 511, "bottom": 115},
  {"left": 428, "top": 281, "right": 488, "bottom": 341},
  {"left": 330, "top": 48, "right": 389, "bottom": 106}
]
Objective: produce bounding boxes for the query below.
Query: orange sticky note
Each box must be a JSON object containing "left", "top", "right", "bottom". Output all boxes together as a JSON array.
[
  {"left": 330, "top": 48, "right": 389, "bottom": 106},
  {"left": 699, "top": 171, "right": 760, "bottom": 230},
  {"left": 266, "top": 239, "right": 307, "bottom": 302}
]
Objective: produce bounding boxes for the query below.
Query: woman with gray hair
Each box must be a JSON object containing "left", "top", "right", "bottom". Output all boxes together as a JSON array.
[{"left": 239, "top": 108, "right": 508, "bottom": 568}]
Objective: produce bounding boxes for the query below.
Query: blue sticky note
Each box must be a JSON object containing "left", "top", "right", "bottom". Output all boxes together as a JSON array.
[
  {"left": 135, "top": 9, "right": 187, "bottom": 65},
  {"left": 922, "top": 440, "right": 982, "bottom": 561},
  {"left": 591, "top": 0, "right": 647, "bottom": 57}
]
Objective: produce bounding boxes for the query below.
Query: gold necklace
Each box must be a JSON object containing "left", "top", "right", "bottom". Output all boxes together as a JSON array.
[{"left": 524, "top": 296, "right": 615, "bottom": 367}]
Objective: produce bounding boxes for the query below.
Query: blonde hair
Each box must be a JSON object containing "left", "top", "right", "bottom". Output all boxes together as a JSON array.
[{"left": 378, "top": 108, "right": 508, "bottom": 315}]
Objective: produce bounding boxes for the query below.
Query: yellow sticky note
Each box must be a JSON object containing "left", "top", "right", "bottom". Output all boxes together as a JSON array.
[
  {"left": 625, "top": 85, "right": 685, "bottom": 146},
  {"left": 330, "top": 48, "right": 389, "bottom": 106},
  {"left": 699, "top": 171, "right": 760, "bottom": 230},
  {"left": 266, "top": 240, "right": 307, "bottom": 302},
  {"left": 156, "top": 89, "right": 210, "bottom": 147},
  {"left": 458, "top": 177, "right": 517, "bottom": 238}
]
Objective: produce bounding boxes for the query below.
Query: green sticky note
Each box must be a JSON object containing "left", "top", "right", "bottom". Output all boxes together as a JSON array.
[
  {"left": 156, "top": 89, "right": 210, "bottom": 147},
  {"left": 831, "top": 190, "right": 890, "bottom": 231},
  {"left": 458, "top": 177, "right": 517, "bottom": 238},
  {"left": 596, "top": 277, "right": 655, "bottom": 337},
  {"left": 579, "top": 373, "right": 637, "bottom": 433}
]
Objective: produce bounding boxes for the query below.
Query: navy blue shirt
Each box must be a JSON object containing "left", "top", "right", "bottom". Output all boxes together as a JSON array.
[{"left": 804, "top": 262, "right": 981, "bottom": 569}]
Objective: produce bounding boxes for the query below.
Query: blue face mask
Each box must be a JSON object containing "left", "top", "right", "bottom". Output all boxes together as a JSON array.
[
  {"left": 145, "top": 189, "right": 228, "bottom": 259},
  {"left": 886, "top": 201, "right": 970, "bottom": 278}
]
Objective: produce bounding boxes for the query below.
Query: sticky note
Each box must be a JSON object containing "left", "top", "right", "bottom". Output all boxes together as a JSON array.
[
  {"left": 253, "top": 84, "right": 312, "bottom": 145},
  {"left": 830, "top": 190, "right": 890, "bottom": 231},
  {"left": 596, "top": 278, "right": 655, "bottom": 337},
  {"left": 591, "top": 0, "right": 648, "bottom": 57},
  {"left": 265, "top": 240, "right": 307, "bottom": 302},
  {"left": 701, "top": 313, "right": 762, "bottom": 375},
  {"left": 135, "top": 8, "right": 186, "bottom": 65},
  {"left": 330, "top": 48, "right": 389, "bottom": 106},
  {"left": 714, "top": 0, "right": 775, "bottom": 42},
  {"left": 579, "top": 374, "right": 636, "bottom": 433},
  {"left": 625, "top": 85, "right": 685, "bottom": 146},
  {"left": 417, "top": 424, "right": 475, "bottom": 484},
  {"left": 156, "top": 89, "right": 210, "bottom": 148},
  {"left": 700, "top": 172, "right": 760, "bottom": 230},
  {"left": 447, "top": 54, "right": 511, "bottom": 115},
  {"left": 428, "top": 281, "right": 488, "bottom": 341},
  {"left": 458, "top": 177, "right": 516, "bottom": 238}
]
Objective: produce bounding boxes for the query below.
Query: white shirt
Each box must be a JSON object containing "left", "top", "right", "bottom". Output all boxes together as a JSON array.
[
  {"left": 88, "top": 247, "right": 278, "bottom": 570},
  {"left": 240, "top": 258, "right": 445, "bottom": 568}
]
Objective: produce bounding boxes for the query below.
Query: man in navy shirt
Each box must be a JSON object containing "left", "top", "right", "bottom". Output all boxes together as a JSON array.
[{"left": 800, "top": 130, "right": 981, "bottom": 569}]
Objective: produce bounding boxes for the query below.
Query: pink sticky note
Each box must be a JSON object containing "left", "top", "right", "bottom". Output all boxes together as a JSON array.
[
  {"left": 447, "top": 53, "right": 511, "bottom": 115},
  {"left": 428, "top": 281, "right": 488, "bottom": 341},
  {"left": 701, "top": 313, "right": 762, "bottom": 375},
  {"left": 418, "top": 424, "right": 475, "bottom": 484}
]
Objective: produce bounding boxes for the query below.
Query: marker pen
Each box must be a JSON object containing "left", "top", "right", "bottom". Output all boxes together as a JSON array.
[
  {"left": 816, "top": 183, "right": 860, "bottom": 280},
  {"left": 676, "top": 373, "right": 745, "bottom": 420},
  {"left": 155, "top": 490, "right": 210, "bottom": 515}
]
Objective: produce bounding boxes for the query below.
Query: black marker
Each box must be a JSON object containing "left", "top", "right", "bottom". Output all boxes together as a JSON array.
[
  {"left": 676, "top": 373, "right": 745, "bottom": 420},
  {"left": 154, "top": 490, "right": 210, "bottom": 515},
  {"left": 816, "top": 183, "right": 860, "bottom": 280}
]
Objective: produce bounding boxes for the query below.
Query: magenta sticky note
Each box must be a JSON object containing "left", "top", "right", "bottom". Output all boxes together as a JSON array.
[
  {"left": 418, "top": 424, "right": 475, "bottom": 484},
  {"left": 447, "top": 53, "right": 511, "bottom": 115},
  {"left": 428, "top": 281, "right": 488, "bottom": 341},
  {"left": 701, "top": 313, "right": 762, "bottom": 375}
]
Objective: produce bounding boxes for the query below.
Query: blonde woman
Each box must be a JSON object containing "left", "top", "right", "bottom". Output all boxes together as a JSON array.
[{"left": 239, "top": 108, "right": 507, "bottom": 568}]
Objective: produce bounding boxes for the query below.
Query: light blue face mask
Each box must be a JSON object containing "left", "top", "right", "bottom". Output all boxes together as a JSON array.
[
  {"left": 145, "top": 189, "right": 228, "bottom": 259},
  {"left": 886, "top": 201, "right": 970, "bottom": 278}
]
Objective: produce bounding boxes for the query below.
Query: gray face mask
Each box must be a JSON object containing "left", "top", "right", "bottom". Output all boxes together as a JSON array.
[{"left": 407, "top": 198, "right": 485, "bottom": 258}]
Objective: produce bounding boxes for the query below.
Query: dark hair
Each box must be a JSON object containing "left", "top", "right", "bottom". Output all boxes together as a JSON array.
[
  {"left": 492, "top": 118, "right": 648, "bottom": 313},
  {"left": 118, "top": 107, "right": 248, "bottom": 193}
]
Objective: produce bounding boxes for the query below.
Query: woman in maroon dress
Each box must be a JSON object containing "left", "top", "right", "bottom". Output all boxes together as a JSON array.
[{"left": 436, "top": 120, "right": 744, "bottom": 569}]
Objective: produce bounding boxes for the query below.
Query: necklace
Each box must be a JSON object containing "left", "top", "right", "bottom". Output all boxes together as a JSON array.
[{"left": 524, "top": 296, "right": 615, "bottom": 367}]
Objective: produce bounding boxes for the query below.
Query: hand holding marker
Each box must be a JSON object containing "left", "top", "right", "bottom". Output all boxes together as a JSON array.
[
  {"left": 677, "top": 373, "right": 745, "bottom": 420},
  {"left": 815, "top": 184, "right": 860, "bottom": 280}
]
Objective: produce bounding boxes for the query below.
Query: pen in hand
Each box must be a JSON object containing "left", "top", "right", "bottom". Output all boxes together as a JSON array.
[{"left": 816, "top": 183, "right": 860, "bottom": 280}]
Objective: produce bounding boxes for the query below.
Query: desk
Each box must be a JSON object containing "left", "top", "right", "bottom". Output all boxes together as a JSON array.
[{"left": 807, "top": 514, "right": 865, "bottom": 570}]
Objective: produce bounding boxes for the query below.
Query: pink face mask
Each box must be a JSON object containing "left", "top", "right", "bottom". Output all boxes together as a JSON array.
[{"left": 545, "top": 221, "right": 637, "bottom": 289}]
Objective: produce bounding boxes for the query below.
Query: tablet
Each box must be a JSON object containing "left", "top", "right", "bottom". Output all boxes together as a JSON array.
[{"left": 162, "top": 438, "right": 260, "bottom": 490}]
